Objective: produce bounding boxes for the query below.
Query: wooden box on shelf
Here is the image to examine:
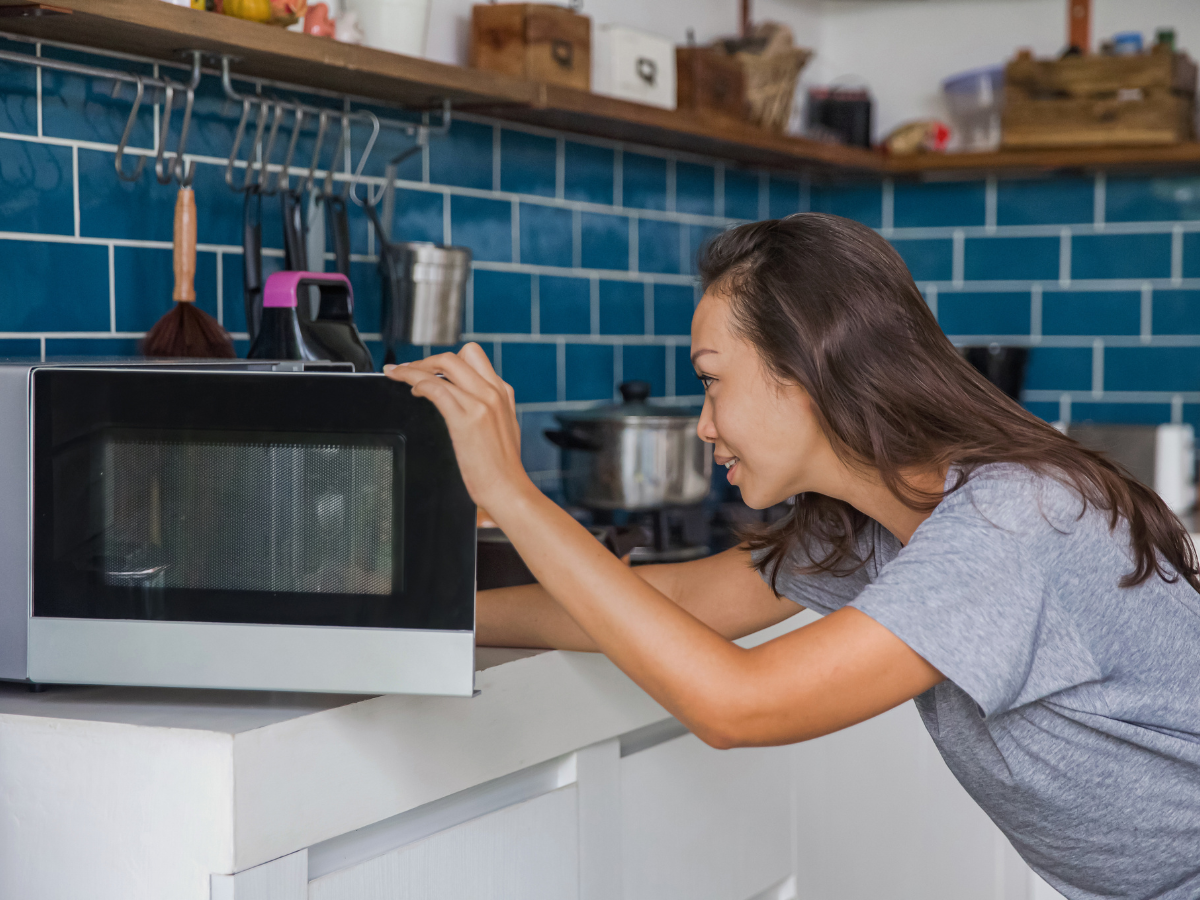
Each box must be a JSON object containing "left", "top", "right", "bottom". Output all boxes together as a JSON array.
[
  {"left": 1003, "top": 44, "right": 1198, "bottom": 148},
  {"left": 676, "top": 46, "right": 746, "bottom": 121},
  {"left": 470, "top": 3, "right": 591, "bottom": 91}
]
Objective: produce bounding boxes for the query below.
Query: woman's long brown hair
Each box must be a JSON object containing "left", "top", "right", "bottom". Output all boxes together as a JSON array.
[{"left": 699, "top": 213, "right": 1200, "bottom": 593}]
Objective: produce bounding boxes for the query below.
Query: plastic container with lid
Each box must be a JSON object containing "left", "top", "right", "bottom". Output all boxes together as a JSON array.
[{"left": 942, "top": 65, "right": 1005, "bottom": 151}]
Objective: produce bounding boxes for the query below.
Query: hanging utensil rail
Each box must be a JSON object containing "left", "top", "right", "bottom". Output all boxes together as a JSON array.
[{"left": 0, "top": 35, "right": 452, "bottom": 192}]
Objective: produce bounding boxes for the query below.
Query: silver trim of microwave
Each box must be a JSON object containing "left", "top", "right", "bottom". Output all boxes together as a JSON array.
[{"left": 28, "top": 618, "right": 475, "bottom": 696}]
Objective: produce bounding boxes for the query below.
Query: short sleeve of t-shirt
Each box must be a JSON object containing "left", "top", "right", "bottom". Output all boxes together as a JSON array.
[{"left": 848, "top": 484, "right": 1103, "bottom": 718}]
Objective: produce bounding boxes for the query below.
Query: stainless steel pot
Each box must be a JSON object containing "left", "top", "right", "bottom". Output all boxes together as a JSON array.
[{"left": 546, "top": 381, "right": 713, "bottom": 511}]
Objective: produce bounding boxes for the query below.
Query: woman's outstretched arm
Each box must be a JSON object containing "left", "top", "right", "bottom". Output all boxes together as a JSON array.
[{"left": 477, "top": 545, "right": 800, "bottom": 651}]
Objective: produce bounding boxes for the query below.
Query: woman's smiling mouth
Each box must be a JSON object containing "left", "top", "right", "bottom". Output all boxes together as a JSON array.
[{"left": 714, "top": 453, "right": 739, "bottom": 481}]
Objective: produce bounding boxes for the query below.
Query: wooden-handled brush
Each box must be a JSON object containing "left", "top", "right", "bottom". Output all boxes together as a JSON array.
[{"left": 142, "top": 186, "right": 236, "bottom": 359}]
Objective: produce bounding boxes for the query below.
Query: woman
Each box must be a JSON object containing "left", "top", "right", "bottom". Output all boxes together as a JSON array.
[{"left": 386, "top": 214, "right": 1200, "bottom": 899}]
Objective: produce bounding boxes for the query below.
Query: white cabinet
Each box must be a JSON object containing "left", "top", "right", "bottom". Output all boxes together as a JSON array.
[
  {"left": 308, "top": 785, "right": 580, "bottom": 900},
  {"left": 621, "top": 733, "right": 793, "bottom": 900},
  {"left": 791, "top": 702, "right": 1030, "bottom": 900}
]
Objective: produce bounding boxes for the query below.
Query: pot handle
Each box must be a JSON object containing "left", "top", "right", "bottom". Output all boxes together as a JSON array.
[
  {"left": 619, "top": 380, "right": 652, "bottom": 403},
  {"left": 544, "top": 427, "right": 602, "bottom": 452}
]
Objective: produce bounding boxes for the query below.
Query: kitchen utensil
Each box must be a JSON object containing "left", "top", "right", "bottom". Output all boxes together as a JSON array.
[
  {"left": 324, "top": 193, "right": 352, "bottom": 275},
  {"left": 142, "top": 184, "right": 237, "bottom": 359},
  {"left": 281, "top": 189, "right": 308, "bottom": 271},
  {"left": 364, "top": 201, "right": 471, "bottom": 361},
  {"left": 546, "top": 380, "right": 712, "bottom": 511},
  {"left": 806, "top": 86, "right": 873, "bottom": 147},
  {"left": 243, "top": 187, "right": 264, "bottom": 342},
  {"left": 288, "top": 271, "right": 374, "bottom": 372},
  {"left": 961, "top": 345, "right": 1027, "bottom": 400},
  {"left": 247, "top": 271, "right": 328, "bottom": 362}
]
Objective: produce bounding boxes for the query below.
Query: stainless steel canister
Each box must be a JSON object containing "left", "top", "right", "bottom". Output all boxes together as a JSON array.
[
  {"left": 404, "top": 243, "right": 472, "bottom": 345},
  {"left": 546, "top": 381, "right": 713, "bottom": 511}
]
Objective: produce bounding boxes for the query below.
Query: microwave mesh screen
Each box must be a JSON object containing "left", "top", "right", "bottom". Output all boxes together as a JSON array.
[{"left": 99, "top": 438, "right": 396, "bottom": 595}]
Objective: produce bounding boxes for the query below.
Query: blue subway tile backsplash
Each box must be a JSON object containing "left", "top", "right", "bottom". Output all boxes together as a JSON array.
[
  {"left": 964, "top": 236, "right": 1059, "bottom": 282},
  {"left": 1041, "top": 291, "right": 1140, "bottom": 336},
  {"left": 599, "top": 280, "right": 644, "bottom": 335},
  {"left": 893, "top": 180, "right": 986, "bottom": 228},
  {"left": 563, "top": 141, "right": 614, "bottom": 206},
  {"left": 4, "top": 37, "right": 1200, "bottom": 488},
  {"left": 996, "top": 177, "right": 1093, "bottom": 226},
  {"left": 1072, "top": 232, "right": 1172, "bottom": 281}
]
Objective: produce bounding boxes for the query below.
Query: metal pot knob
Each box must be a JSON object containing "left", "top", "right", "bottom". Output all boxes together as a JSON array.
[{"left": 619, "top": 380, "right": 652, "bottom": 404}]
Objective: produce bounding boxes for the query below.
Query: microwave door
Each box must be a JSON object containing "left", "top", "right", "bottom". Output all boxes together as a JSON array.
[{"left": 27, "top": 368, "right": 476, "bottom": 695}]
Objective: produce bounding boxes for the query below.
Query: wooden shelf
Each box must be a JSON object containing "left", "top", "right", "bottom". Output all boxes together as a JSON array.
[{"left": 1, "top": 0, "right": 1198, "bottom": 179}]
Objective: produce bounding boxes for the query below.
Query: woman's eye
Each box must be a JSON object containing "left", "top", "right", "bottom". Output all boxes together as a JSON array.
[{"left": 696, "top": 373, "right": 715, "bottom": 390}]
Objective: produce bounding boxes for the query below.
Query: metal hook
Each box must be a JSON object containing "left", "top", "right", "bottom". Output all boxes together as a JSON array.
[
  {"left": 301, "top": 110, "right": 330, "bottom": 194},
  {"left": 275, "top": 107, "right": 305, "bottom": 195},
  {"left": 227, "top": 98, "right": 270, "bottom": 193},
  {"left": 153, "top": 51, "right": 201, "bottom": 186},
  {"left": 256, "top": 102, "right": 286, "bottom": 193},
  {"left": 346, "top": 111, "right": 380, "bottom": 207},
  {"left": 367, "top": 127, "right": 427, "bottom": 207},
  {"left": 114, "top": 75, "right": 146, "bottom": 183}
]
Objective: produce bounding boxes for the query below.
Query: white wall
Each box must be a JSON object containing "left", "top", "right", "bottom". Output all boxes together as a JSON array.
[{"left": 412, "top": 0, "right": 1200, "bottom": 144}]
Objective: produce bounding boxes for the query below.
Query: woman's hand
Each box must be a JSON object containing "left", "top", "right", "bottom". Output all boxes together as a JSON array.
[{"left": 384, "top": 343, "right": 533, "bottom": 512}]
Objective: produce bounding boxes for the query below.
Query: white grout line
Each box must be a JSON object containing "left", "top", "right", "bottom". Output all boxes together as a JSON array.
[
  {"left": 555, "top": 136, "right": 565, "bottom": 201},
  {"left": 1059, "top": 229, "right": 1072, "bottom": 287},
  {"left": 951, "top": 230, "right": 964, "bottom": 287},
  {"left": 1091, "top": 338, "right": 1104, "bottom": 397},
  {"left": 510, "top": 199, "right": 520, "bottom": 264},
  {"left": 107, "top": 243, "right": 115, "bottom": 333},
  {"left": 984, "top": 176, "right": 997, "bottom": 233},
  {"left": 589, "top": 277, "right": 600, "bottom": 335},
  {"left": 666, "top": 341, "right": 676, "bottom": 397},
  {"left": 644, "top": 281, "right": 654, "bottom": 336},
  {"left": 38, "top": 336, "right": 45, "bottom": 362},
  {"left": 71, "top": 144, "right": 79, "bottom": 237},
  {"left": 1093, "top": 171, "right": 1106, "bottom": 230},
  {"left": 1027, "top": 388, "right": 1200, "bottom": 405},
  {"left": 1140, "top": 282, "right": 1153, "bottom": 344},
  {"left": 1172, "top": 393, "right": 1184, "bottom": 424},
  {"left": 1058, "top": 393, "right": 1072, "bottom": 423},
  {"left": 1172, "top": 224, "right": 1184, "bottom": 286},
  {"left": 924, "top": 284, "right": 938, "bottom": 319},
  {"left": 556, "top": 339, "right": 566, "bottom": 403},
  {"left": 613, "top": 343, "right": 622, "bottom": 399},
  {"left": 881, "top": 178, "right": 894, "bottom": 235},
  {"left": 628, "top": 216, "right": 638, "bottom": 273},
  {"left": 1030, "top": 284, "right": 1042, "bottom": 343},
  {"left": 613, "top": 148, "right": 623, "bottom": 208},
  {"left": 530, "top": 273, "right": 540, "bottom": 335},
  {"left": 442, "top": 192, "right": 451, "bottom": 246},
  {"left": 679, "top": 219, "right": 690, "bottom": 277},
  {"left": 571, "top": 208, "right": 582, "bottom": 269},
  {"left": 492, "top": 341, "right": 502, "bottom": 377}
]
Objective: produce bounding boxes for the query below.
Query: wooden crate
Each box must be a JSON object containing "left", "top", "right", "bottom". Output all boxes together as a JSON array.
[
  {"left": 676, "top": 47, "right": 746, "bottom": 121},
  {"left": 470, "top": 3, "right": 590, "bottom": 91},
  {"left": 1003, "top": 45, "right": 1198, "bottom": 148}
]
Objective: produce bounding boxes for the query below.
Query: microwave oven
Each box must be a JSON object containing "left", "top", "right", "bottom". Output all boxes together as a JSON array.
[{"left": 0, "top": 361, "right": 476, "bottom": 696}]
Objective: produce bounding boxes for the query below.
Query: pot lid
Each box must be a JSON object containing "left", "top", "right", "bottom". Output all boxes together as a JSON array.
[{"left": 557, "top": 381, "right": 700, "bottom": 421}]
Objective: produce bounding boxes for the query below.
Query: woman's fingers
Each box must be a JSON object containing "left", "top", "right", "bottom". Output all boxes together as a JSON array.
[{"left": 388, "top": 364, "right": 468, "bottom": 420}]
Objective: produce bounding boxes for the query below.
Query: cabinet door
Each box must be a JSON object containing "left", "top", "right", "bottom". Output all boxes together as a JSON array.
[
  {"left": 621, "top": 732, "right": 792, "bottom": 900},
  {"left": 792, "top": 701, "right": 1030, "bottom": 900},
  {"left": 308, "top": 785, "right": 579, "bottom": 900}
]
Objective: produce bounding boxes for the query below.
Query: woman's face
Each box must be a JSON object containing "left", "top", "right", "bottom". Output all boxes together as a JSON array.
[{"left": 691, "top": 288, "right": 841, "bottom": 509}]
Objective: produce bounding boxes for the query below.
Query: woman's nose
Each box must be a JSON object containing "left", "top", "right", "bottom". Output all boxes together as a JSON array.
[{"left": 696, "top": 397, "right": 718, "bottom": 444}]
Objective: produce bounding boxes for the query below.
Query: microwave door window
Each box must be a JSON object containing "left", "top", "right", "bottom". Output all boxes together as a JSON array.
[{"left": 98, "top": 435, "right": 397, "bottom": 598}]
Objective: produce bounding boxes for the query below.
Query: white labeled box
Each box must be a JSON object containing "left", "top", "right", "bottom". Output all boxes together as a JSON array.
[{"left": 593, "top": 25, "right": 677, "bottom": 110}]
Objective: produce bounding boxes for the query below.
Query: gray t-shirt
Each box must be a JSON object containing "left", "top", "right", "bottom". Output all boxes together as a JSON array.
[{"left": 766, "top": 463, "right": 1200, "bottom": 899}]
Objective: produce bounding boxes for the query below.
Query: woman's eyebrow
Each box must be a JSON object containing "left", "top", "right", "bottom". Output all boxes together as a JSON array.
[{"left": 690, "top": 348, "right": 717, "bottom": 364}]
